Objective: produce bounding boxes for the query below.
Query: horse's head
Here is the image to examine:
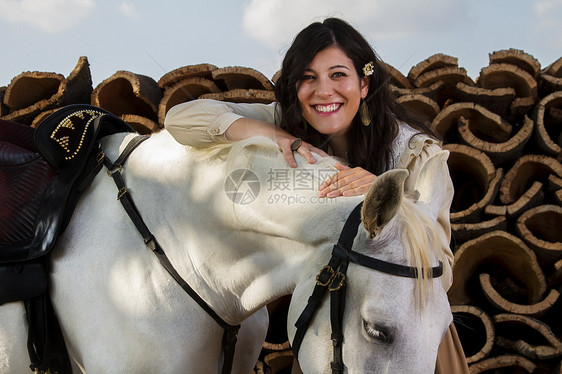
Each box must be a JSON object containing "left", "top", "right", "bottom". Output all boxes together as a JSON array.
[{"left": 288, "top": 150, "right": 453, "bottom": 373}]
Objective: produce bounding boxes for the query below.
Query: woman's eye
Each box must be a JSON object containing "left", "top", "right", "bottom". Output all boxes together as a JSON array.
[
  {"left": 332, "top": 72, "right": 347, "bottom": 78},
  {"left": 300, "top": 74, "right": 315, "bottom": 81}
]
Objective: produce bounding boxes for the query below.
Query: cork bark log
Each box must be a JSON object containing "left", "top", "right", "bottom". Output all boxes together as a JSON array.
[
  {"left": 445, "top": 143, "right": 502, "bottom": 223},
  {"left": 493, "top": 313, "right": 562, "bottom": 360},
  {"left": 457, "top": 115, "right": 534, "bottom": 167},
  {"left": 91, "top": 70, "right": 162, "bottom": 122},
  {"left": 384, "top": 62, "right": 414, "bottom": 89},
  {"left": 407, "top": 53, "right": 459, "bottom": 82},
  {"left": 1, "top": 56, "right": 92, "bottom": 125},
  {"left": 468, "top": 355, "right": 537, "bottom": 373},
  {"left": 391, "top": 80, "right": 444, "bottom": 104},
  {"left": 448, "top": 231, "right": 547, "bottom": 306},
  {"left": 478, "top": 63, "right": 538, "bottom": 120},
  {"left": 158, "top": 77, "right": 222, "bottom": 125},
  {"left": 488, "top": 49, "right": 542, "bottom": 79},
  {"left": 120, "top": 114, "right": 160, "bottom": 135},
  {"left": 516, "top": 204, "right": 562, "bottom": 265},
  {"left": 455, "top": 83, "right": 516, "bottom": 118},
  {"left": 498, "top": 154, "right": 562, "bottom": 205},
  {"left": 396, "top": 93, "right": 440, "bottom": 125},
  {"left": 199, "top": 89, "right": 275, "bottom": 104},
  {"left": 157, "top": 63, "right": 218, "bottom": 90},
  {"left": 211, "top": 66, "right": 274, "bottom": 91},
  {"left": 431, "top": 102, "right": 512, "bottom": 143},
  {"left": 450, "top": 305, "right": 495, "bottom": 364},
  {"left": 533, "top": 91, "right": 562, "bottom": 157}
]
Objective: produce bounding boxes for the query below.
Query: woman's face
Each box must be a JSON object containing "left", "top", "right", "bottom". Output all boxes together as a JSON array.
[{"left": 297, "top": 46, "right": 369, "bottom": 141}]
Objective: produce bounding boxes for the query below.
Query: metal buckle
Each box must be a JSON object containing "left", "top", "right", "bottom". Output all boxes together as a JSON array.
[
  {"left": 34, "top": 369, "right": 56, "bottom": 374},
  {"left": 316, "top": 265, "right": 335, "bottom": 286},
  {"left": 329, "top": 272, "right": 346, "bottom": 291},
  {"left": 117, "top": 187, "right": 128, "bottom": 200},
  {"left": 96, "top": 150, "right": 106, "bottom": 163},
  {"left": 106, "top": 165, "right": 123, "bottom": 177}
]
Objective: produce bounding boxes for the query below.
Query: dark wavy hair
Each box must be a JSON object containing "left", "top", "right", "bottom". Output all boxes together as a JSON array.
[{"left": 274, "top": 18, "right": 433, "bottom": 175}]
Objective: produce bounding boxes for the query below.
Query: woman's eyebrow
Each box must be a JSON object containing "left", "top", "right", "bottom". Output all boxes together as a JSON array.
[
  {"left": 330, "top": 64, "right": 351, "bottom": 70},
  {"left": 304, "top": 65, "right": 351, "bottom": 72}
]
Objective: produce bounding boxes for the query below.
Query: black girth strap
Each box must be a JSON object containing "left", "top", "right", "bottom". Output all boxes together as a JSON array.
[
  {"left": 292, "top": 202, "right": 443, "bottom": 373},
  {"left": 102, "top": 134, "right": 240, "bottom": 374}
]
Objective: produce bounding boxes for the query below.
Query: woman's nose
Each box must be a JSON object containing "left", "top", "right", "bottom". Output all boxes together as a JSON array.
[{"left": 315, "top": 78, "right": 335, "bottom": 97}]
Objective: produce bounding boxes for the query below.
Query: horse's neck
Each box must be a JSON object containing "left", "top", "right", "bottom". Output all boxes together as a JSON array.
[{"left": 114, "top": 131, "right": 362, "bottom": 324}]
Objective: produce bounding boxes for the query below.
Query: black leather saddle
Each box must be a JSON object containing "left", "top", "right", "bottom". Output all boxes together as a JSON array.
[
  {"left": 0, "top": 105, "right": 133, "bottom": 268},
  {"left": 0, "top": 105, "right": 133, "bottom": 373}
]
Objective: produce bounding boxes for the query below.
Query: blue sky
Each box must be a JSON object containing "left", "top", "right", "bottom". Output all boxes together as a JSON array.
[{"left": 0, "top": 0, "right": 560, "bottom": 88}]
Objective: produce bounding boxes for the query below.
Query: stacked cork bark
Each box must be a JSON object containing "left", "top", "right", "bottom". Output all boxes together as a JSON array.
[
  {"left": 393, "top": 50, "right": 562, "bottom": 374},
  {"left": 1, "top": 49, "right": 561, "bottom": 373},
  {"left": 0, "top": 58, "right": 276, "bottom": 132}
]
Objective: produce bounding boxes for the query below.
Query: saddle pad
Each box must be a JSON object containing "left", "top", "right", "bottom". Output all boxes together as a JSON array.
[
  {"left": 0, "top": 140, "right": 55, "bottom": 247},
  {"left": 0, "top": 118, "right": 36, "bottom": 152}
]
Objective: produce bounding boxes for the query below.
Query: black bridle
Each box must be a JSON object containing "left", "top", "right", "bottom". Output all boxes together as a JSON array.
[
  {"left": 98, "top": 133, "right": 239, "bottom": 374},
  {"left": 292, "top": 203, "right": 443, "bottom": 374}
]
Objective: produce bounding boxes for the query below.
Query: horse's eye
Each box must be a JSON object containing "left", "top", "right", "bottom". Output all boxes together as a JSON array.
[{"left": 363, "top": 320, "right": 394, "bottom": 343}]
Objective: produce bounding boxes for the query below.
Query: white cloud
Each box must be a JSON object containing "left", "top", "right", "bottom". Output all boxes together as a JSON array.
[
  {"left": 120, "top": 2, "right": 140, "bottom": 19},
  {"left": 533, "top": 0, "right": 562, "bottom": 49},
  {"left": 0, "top": 0, "right": 95, "bottom": 33},
  {"left": 242, "top": 0, "right": 468, "bottom": 50},
  {"left": 534, "top": 0, "right": 562, "bottom": 14}
]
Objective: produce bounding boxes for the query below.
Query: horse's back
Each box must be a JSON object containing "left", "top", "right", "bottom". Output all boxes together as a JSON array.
[{"left": 0, "top": 302, "right": 28, "bottom": 374}]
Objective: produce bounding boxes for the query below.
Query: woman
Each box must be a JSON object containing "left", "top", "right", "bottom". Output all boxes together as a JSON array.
[{"left": 165, "top": 17, "right": 468, "bottom": 374}]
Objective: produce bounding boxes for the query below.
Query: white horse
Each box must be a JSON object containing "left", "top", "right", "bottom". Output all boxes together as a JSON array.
[{"left": 1, "top": 129, "right": 452, "bottom": 373}]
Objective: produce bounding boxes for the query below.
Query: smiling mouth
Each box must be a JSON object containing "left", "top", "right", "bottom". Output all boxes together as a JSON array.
[{"left": 313, "top": 103, "right": 342, "bottom": 113}]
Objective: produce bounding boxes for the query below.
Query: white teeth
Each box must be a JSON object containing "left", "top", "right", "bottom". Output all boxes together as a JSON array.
[{"left": 315, "top": 104, "right": 340, "bottom": 113}]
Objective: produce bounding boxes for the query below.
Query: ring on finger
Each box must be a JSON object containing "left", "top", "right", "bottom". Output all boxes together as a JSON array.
[{"left": 290, "top": 138, "right": 302, "bottom": 151}]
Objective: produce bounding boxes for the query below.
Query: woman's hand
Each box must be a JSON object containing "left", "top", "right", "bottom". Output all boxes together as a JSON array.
[
  {"left": 226, "top": 118, "right": 327, "bottom": 168},
  {"left": 278, "top": 136, "right": 328, "bottom": 168},
  {"left": 318, "top": 163, "right": 377, "bottom": 197}
]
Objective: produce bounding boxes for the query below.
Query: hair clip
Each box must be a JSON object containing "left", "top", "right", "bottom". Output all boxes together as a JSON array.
[{"left": 363, "top": 61, "right": 374, "bottom": 77}]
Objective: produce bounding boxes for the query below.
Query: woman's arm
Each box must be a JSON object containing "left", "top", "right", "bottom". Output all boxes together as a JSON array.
[
  {"left": 164, "top": 99, "right": 277, "bottom": 146},
  {"left": 164, "top": 99, "right": 322, "bottom": 167}
]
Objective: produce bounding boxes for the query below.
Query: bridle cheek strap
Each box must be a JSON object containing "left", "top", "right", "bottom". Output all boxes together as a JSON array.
[
  {"left": 329, "top": 259, "right": 348, "bottom": 374},
  {"left": 292, "top": 203, "right": 362, "bottom": 366},
  {"left": 292, "top": 202, "right": 443, "bottom": 374}
]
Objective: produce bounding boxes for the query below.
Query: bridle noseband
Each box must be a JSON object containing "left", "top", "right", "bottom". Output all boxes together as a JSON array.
[{"left": 292, "top": 203, "right": 443, "bottom": 374}]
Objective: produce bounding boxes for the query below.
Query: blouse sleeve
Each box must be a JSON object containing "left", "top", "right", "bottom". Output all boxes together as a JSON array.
[
  {"left": 397, "top": 134, "right": 455, "bottom": 292},
  {"left": 164, "top": 99, "right": 279, "bottom": 147}
]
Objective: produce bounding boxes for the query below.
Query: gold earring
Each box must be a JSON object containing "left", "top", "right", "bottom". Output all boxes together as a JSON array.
[{"left": 360, "top": 100, "right": 371, "bottom": 127}]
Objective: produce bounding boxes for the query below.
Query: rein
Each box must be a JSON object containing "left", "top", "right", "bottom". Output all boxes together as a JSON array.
[
  {"left": 99, "top": 133, "right": 240, "bottom": 374},
  {"left": 292, "top": 203, "right": 443, "bottom": 374}
]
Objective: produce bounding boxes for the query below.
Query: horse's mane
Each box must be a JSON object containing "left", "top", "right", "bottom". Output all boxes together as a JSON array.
[{"left": 397, "top": 197, "right": 447, "bottom": 308}]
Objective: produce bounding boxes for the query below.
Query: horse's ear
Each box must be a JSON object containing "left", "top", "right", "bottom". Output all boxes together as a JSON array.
[
  {"left": 413, "top": 150, "right": 451, "bottom": 220},
  {"left": 361, "top": 169, "right": 409, "bottom": 238}
]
